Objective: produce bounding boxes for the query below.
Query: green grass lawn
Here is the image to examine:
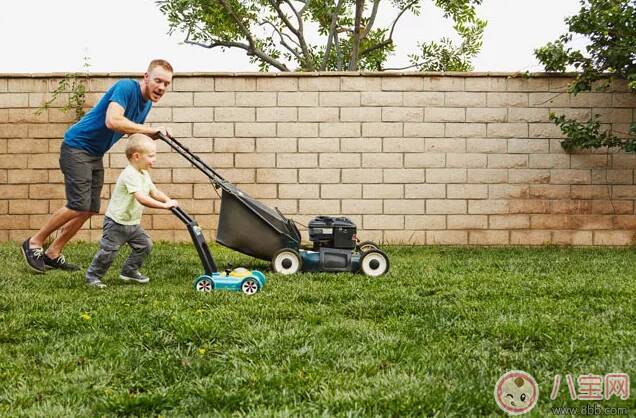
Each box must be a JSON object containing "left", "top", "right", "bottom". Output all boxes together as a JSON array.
[{"left": 0, "top": 242, "right": 634, "bottom": 417}]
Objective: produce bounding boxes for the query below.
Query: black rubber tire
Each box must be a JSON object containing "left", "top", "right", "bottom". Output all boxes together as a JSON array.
[{"left": 357, "top": 240, "right": 380, "bottom": 253}]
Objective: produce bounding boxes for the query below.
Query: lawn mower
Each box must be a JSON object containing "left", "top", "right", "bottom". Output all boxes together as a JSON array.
[{"left": 158, "top": 133, "right": 390, "bottom": 282}]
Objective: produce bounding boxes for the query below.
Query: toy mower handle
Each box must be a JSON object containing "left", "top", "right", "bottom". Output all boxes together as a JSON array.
[
  {"left": 169, "top": 205, "right": 218, "bottom": 274},
  {"left": 170, "top": 206, "right": 191, "bottom": 223}
]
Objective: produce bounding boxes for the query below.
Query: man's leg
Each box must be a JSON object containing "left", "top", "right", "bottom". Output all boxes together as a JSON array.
[
  {"left": 22, "top": 143, "right": 102, "bottom": 273},
  {"left": 48, "top": 145, "right": 104, "bottom": 269},
  {"left": 44, "top": 211, "right": 94, "bottom": 259},
  {"left": 22, "top": 206, "right": 86, "bottom": 273},
  {"left": 47, "top": 158, "right": 104, "bottom": 265},
  {"left": 29, "top": 207, "right": 86, "bottom": 249}
]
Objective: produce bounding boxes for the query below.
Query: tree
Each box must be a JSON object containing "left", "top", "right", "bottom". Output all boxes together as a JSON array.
[
  {"left": 534, "top": 0, "right": 636, "bottom": 152},
  {"left": 157, "top": 0, "right": 486, "bottom": 72}
]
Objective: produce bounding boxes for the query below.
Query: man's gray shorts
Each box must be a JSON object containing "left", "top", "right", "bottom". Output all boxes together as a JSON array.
[{"left": 59, "top": 143, "right": 104, "bottom": 213}]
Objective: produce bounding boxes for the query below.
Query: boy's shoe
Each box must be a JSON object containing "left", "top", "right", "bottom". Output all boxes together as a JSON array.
[
  {"left": 86, "top": 279, "right": 107, "bottom": 289},
  {"left": 119, "top": 271, "right": 150, "bottom": 284},
  {"left": 44, "top": 254, "right": 81, "bottom": 272},
  {"left": 21, "top": 238, "right": 45, "bottom": 273}
]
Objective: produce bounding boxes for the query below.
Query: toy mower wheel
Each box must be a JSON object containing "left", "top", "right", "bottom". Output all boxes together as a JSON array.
[
  {"left": 241, "top": 278, "right": 260, "bottom": 295},
  {"left": 357, "top": 240, "right": 379, "bottom": 253},
  {"left": 272, "top": 248, "right": 302, "bottom": 275},
  {"left": 194, "top": 275, "right": 214, "bottom": 292},
  {"left": 360, "top": 249, "right": 390, "bottom": 277}
]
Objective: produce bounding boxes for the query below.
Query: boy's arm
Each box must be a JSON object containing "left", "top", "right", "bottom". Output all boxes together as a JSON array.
[
  {"left": 133, "top": 192, "right": 177, "bottom": 209},
  {"left": 149, "top": 187, "right": 170, "bottom": 203}
]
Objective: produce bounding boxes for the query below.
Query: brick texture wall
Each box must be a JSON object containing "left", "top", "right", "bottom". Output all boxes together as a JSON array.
[{"left": 1, "top": 73, "right": 635, "bottom": 245}]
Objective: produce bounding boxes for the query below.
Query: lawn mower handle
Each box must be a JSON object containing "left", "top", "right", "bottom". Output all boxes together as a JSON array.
[{"left": 156, "top": 132, "right": 228, "bottom": 189}]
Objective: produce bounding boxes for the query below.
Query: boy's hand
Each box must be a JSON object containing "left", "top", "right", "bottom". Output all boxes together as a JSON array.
[{"left": 164, "top": 199, "right": 179, "bottom": 209}]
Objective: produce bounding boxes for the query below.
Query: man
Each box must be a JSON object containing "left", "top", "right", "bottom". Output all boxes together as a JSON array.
[{"left": 21, "top": 59, "right": 174, "bottom": 273}]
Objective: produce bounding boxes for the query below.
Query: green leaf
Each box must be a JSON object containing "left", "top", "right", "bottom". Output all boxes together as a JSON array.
[{"left": 535, "top": 0, "right": 635, "bottom": 151}]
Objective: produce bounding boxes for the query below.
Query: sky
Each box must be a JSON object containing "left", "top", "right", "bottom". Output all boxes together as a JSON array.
[{"left": 0, "top": 0, "right": 582, "bottom": 74}]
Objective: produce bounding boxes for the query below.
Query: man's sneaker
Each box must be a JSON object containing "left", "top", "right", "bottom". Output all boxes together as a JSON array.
[
  {"left": 86, "top": 279, "right": 107, "bottom": 289},
  {"left": 119, "top": 271, "right": 150, "bottom": 284},
  {"left": 44, "top": 254, "right": 81, "bottom": 272},
  {"left": 21, "top": 238, "right": 45, "bottom": 273}
]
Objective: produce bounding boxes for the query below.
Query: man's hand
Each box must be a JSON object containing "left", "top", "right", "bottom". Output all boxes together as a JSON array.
[
  {"left": 150, "top": 126, "right": 172, "bottom": 140},
  {"left": 164, "top": 199, "right": 179, "bottom": 209}
]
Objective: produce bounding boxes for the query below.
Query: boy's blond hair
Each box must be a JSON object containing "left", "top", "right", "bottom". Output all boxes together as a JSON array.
[{"left": 125, "top": 134, "right": 154, "bottom": 160}]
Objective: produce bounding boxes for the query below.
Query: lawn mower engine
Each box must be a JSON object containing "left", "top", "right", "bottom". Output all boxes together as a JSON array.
[
  {"left": 308, "top": 216, "right": 357, "bottom": 271},
  {"left": 271, "top": 215, "right": 390, "bottom": 277}
]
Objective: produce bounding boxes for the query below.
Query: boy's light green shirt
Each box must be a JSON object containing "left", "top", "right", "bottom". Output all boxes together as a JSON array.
[{"left": 106, "top": 165, "right": 155, "bottom": 225}]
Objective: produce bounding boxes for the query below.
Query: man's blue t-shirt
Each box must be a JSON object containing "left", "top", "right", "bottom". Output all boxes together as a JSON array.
[{"left": 64, "top": 79, "right": 152, "bottom": 157}]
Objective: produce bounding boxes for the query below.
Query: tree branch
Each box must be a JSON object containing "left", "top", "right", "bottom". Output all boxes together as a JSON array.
[
  {"left": 321, "top": 0, "right": 344, "bottom": 71},
  {"left": 359, "top": 0, "right": 417, "bottom": 57},
  {"left": 283, "top": 0, "right": 302, "bottom": 26},
  {"left": 260, "top": 20, "right": 304, "bottom": 62},
  {"left": 283, "top": 0, "right": 314, "bottom": 69},
  {"left": 348, "top": 0, "right": 365, "bottom": 70},
  {"left": 389, "top": 0, "right": 417, "bottom": 40},
  {"left": 362, "top": 0, "right": 381, "bottom": 39},
  {"left": 297, "top": 0, "right": 310, "bottom": 16},
  {"left": 216, "top": 0, "right": 256, "bottom": 47},
  {"left": 184, "top": 38, "right": 251, "bottom": 51},
  {"left": 360, "top": 39, "right": 392, "bottom": 57},
  {"left": 183, "top": 30, "right": 255, "bottom": 52},
  {"left": 268, "top": 0, "right": 314, "bottom": 70},
  {"left": 217, "top": 0, "right": 290, "bottom": 71},
  {"left": 259, "top": 20, "right": 301, "bottom": 47},
  {"left": 381, "top": 64, "right": 418, "bottom": 71},
  {"left": 250, "top": 48, "right": 291, "bottom": 72},
  {"left": 334, "top": 31, "right": 343, "bottom": 71}
]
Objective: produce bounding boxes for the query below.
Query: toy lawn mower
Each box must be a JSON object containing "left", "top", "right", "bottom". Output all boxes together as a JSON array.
[
  {"left": 170, "top": 205, "right": 266, "bottom": 295},
  {"left": 159, "top": 134, "right": 390, "bottom": 280}
]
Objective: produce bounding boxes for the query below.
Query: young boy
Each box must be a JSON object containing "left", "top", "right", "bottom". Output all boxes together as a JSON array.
[{"left": 85, "top": 134, "right": 178, "bottom": 288}]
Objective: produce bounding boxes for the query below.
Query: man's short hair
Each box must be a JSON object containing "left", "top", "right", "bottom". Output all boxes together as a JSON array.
[
  {"left": 125, "top": 134, "right": 154, "bottom": 159},
  {"left": 148, "top": 59, "right": 174, "bottom": 73}
]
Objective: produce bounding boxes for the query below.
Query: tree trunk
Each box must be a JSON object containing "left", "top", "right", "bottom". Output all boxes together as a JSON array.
[{"left": 348, "top": 0, "right": 365, "bottom": 71}]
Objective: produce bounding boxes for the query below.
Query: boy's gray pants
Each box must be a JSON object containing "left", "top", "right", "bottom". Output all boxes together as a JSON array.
[{"left": 85, "top": 217, "right": 153, "bottom": 282}]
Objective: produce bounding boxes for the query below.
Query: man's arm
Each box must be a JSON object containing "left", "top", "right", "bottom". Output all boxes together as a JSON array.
[{"left": 105, "top": 102, "right": 169, "bottom": 138}]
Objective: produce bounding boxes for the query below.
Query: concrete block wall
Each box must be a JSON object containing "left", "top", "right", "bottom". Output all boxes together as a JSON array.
[{"left": 0, "top": 72, "right": 634, "bottom": 245}]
